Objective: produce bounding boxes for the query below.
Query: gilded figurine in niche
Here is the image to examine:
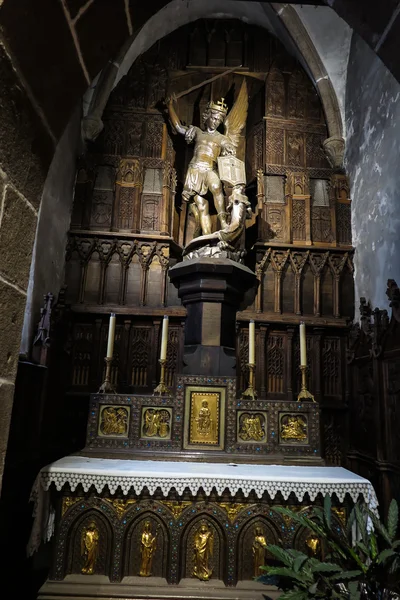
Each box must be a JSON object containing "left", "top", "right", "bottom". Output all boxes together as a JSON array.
[
  {"left": 280, "top": 415, "right": 307, "bottom": 441},
  {"left": 252, "top": 526, "right": 268, "bottom": 577},
  {"left": 196, "top": 400, "right": 212, "bottom": 436},
  {"left": 166, "top": 79, "right": 248, "bottom": 237},
  {"left": 305, "top": 534, "right": 321, "bottom": 559},
  {"left": 143, "top": 408, "right": 171, "bottom": 438},
  {"left": 238, "top": 412, "right": 265, "bottom": 442},
  {"left": 139, "top": 520, "right": 158, "bottom": 577},
  {"left": 100, "top": 406, "right": 128, "bottom": 436},
  {"left": 193, "top": 523, "right": 214, "bottom": 581},
  {"left": 81, "top": 521, "right": 100, "bottom": 575}
]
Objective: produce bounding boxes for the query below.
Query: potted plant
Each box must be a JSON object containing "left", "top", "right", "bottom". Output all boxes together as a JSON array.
[{"left": 259, "top": 496, "right": 400, "bottom": 600}]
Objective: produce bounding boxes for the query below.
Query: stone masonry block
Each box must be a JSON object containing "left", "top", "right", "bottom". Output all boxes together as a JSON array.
[
  {"left": 0, "top": 43, "right": 53, "bottom": 208},
  {"left": 0, "top": 380, "right": 15, "bottom": 456},
  {"left": 0, "top": 280, "right": 27, "bottom": 379},
  {"left": 0, "top": 186, "right": 37, "bottom": 290}
]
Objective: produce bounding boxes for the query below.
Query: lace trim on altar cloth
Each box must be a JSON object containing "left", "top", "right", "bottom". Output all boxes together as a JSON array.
[{"left": 27, "top": 457, "right": 379, "bottom": 556}]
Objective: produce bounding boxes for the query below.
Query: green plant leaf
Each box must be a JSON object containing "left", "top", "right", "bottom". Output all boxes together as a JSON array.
[
  {"left": 266, "top": 544, "right": 295, "bottom": 567},
  {"left": 387, "top": 499, "right": 399, "bottom": 542},
  {"left": 348, "top": 581, "right": 361, "bottom": 600},
  {"left": 310, "top": 562, "right": 342, "bottom": 573},
  {"left": 261, "top": 566, "right": 304, "bottom": 582},
  {"left": 287, "top": 549, "right": 308, "bottom": 560},
  {"left": 355, "top": 504, "right": 368, "bottom": 546},
  {"left": 279, "top": 590, "right": 309, "bottom": 600},
  {"left": 366, "top": 508, "right": 392, "bottom": 545},
  {"left": 293, "top": 555, "right": 308, "bottom": 573},
  {"left": 328, "top": 570, "right": 363, "bottom": 581},
  {"left": 346, "top": 505, "right": 356, "bottom": 539},
  {"left": 324, "top": 494, "right": 332, "bottom": 530},
  {"left": 369, "top": 531, "right": 378, "bottom": 559},
  {"left": 354, "top": 541, "right": 369, "bottom": 556},
  {"left": 376, "top": 548, "right": 397, "bottom": 563}
]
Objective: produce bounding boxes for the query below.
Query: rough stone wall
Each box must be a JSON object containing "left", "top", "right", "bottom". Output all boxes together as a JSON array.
[
  {"left": 293, "top": 5, "right": 352, "bottom": 132},
  {"left": 345, "top": 33, "right": 400, "bottom": 311},
  {"left": 0, "top": 41, "right": 54, "bottom": 491},
  {"left": 20, "top": 108, "right": 81, "bottom": 356}
]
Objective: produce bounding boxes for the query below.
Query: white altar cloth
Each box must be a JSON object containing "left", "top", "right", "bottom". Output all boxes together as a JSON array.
[{"left": 28, "top": 456, "right": 378, "bottom": 556}]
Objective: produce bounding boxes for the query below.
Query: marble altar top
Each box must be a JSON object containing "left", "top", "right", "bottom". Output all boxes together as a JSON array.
[{"left": 27, "top": 456, "right": 378, "bottom": 556}]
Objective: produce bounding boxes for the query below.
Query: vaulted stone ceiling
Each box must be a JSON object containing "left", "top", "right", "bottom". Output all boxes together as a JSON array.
[{"left": 0, "top": 0, "right": 399, "bottom": 144}]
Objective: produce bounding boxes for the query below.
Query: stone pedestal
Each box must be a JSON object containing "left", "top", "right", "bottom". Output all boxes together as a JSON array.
[{"left": 169, "top": 258, "right": 256, "bottom": 376}]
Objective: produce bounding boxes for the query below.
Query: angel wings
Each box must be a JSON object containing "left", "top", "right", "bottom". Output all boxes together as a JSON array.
[{"left": 224, "top": 78, "right": 248, "bottom": 149}]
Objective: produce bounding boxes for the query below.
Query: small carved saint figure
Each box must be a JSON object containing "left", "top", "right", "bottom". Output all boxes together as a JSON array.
[
  {"left": 196, "top": 400, "right": 212, "bottom": 436},
  {"left": 157, "top": 410, "right": 171, "bottom": 438},
  {"left": 252, "top": 526, "right": 268, "bottom": 577},
  {"left": 166, "top": 80, "right": 248, "bottom": 236},
  {"left": 143, "top": 408, "right": 171, "bottom": 438},
  {"left": 280, "top": 415, "right": 307, "bottom": 441},
  {"left": 144, "top": 409, "right": 160, "bottom": 437},
  {"left": 100, "top": 406, "right": 128, "bottom": 436},
  {"left": 305, "top": 534, "right": 321, "bottom": 559},
  {"left": 139, "top": 520, "right": 157, "bottom": 577},
  {"left": 239, "top": 413, "right": 265, "bottom": 442},
  {"left": 193, "top": 523, "right": 214, "bottom": 581},
  {"left": 81, "top": 521, "right": 100, "bottom": 575}
]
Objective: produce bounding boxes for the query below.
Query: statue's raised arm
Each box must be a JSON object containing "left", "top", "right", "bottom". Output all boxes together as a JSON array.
[{"left": 166, "top": 93, "right": 188, "bottom": 136}]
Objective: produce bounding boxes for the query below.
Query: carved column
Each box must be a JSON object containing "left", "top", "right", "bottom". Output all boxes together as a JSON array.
[
  {"left": 329, "top": 253, "right": 347, "bottom": 318},
  {"left": 120, "top": 319, "right": 131, "bottom": 391},
  {"left": 259, "top": 325, "right": 268, "bottom": 397},
  {"left": 113, "top": 158, "right": 144, "bottom": 232},
  {"left": 286, "top": 326, "right": 295, "bottom": 401},
  {"left": 271, "top": 250, "right": 289, "bottom": 315},
  {"left": 313, "top": 327, "right": 324, "bottom": 404},
  {"left": 160, "top": 161, "right": 172, "bottom": 236},
  {"left": 332, "top": 174, "right": 352, "bottom": 247},
  {"left": 289, "top": 173, "right": 311, "bottom": 245}
]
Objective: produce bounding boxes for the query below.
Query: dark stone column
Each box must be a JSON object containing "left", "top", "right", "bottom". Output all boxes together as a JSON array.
[{"left": 169, "top": 258, "right": 256, "bottom": 376}]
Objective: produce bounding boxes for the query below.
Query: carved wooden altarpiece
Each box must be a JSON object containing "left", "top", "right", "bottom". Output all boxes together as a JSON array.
[{"left": 33, "top": 18, "right": 365, "bottom": 600}]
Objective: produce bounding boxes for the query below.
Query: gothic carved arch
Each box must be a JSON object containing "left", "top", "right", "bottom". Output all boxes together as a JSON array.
[
  {"left": 83, "top": 6, "right": 344, "bottom": 169},
  {"left": 271, "top": 4, "right": 344, "bottom": 167},
  {"left": 179, "top": 511, "right": 227, "bottom": 582},
  {"left": 63, "top": 506, "right": 114, "bottom": 579},
  {"left": 122, "top": 509, "right": 169, "bottom": 579},
  {"left": 237, "top": 514, "right": 280, "bottom": 580}
]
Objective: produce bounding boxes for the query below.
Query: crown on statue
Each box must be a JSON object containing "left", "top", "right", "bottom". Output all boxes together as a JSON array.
[{"left": 207, "top": 97, "right": 228, "bottom": 116}]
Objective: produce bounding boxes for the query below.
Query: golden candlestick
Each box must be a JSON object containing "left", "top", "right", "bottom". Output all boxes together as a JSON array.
[
  {"left": 98, "top": 357, "right": 116, "bottom": 394},
  {"left": 298, "top": 365, "right": 315, "bottom": 402},
  {"left": 153, "top": 359, "right": 170, "bottom": 395},
  {"left": 241, "top": 363, "right": 257, "bottom": 400}
]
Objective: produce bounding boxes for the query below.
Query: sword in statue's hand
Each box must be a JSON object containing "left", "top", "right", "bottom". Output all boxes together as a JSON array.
[{"left": 165, "top": 65, "right": 243, "bottom": 104}]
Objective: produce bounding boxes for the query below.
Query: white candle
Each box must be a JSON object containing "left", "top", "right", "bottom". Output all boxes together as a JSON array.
[
  {"left": 160, "top": 315, "right": 169, "bottom": 361},
  {"left": 299, "top": 321, "right": 307, "bottom": 367},
  {"left": 249, "top": 320, "right": 255, "bottom": 365},
  {"left": 106, "top": 313, "right": 116, "bottom": 359}
]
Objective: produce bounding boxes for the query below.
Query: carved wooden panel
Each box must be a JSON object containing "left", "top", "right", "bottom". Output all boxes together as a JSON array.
[
  {"left": 312, "top": 207, "right": 333, "bottom": 243},
  {"left": 266, "top": 333, "right": 285, "bottom": 395},
  {"left": 71, "top": 324, "right": 93, "bottom": 388},
  {"left": 322, "top": 337, "right": 341, "bottom": 397},
  {"left": 286, "top": 132, "right": 305, "bottom": 167},
  {"left": 130, "top": 326, "right": 153, "bottom": 388},
  {"left": 267, "top": 128, "right": 284, "bottom": 165},
  {"left": 292, "top": 199, "right": 306, "bottom": 240},
  {"left": 141, "top": 195, "right": 160, "bottom": 231},
  {"left": 337, "top": 202, "right": 352, "bottom": 245}
]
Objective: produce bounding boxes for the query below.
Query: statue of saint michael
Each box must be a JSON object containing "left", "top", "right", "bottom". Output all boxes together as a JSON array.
[{"left": 167, "top": 79, "right": 248, "bottom": 236}]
